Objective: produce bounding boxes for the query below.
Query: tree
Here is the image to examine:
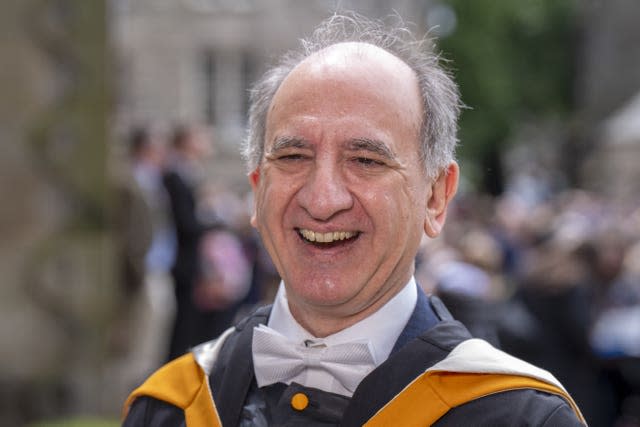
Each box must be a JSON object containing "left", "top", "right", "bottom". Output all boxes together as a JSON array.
[{"left": 438, "top": 0, "right": 576, "bottom": 194}]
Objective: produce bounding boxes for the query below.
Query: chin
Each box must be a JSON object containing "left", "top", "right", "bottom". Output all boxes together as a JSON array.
[{"left": 290, "top": 279, "right": 358, "bottom": 307}]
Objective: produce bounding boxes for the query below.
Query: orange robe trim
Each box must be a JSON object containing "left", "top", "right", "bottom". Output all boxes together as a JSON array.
[
  {"left": 123, "top": 352, "right": 222, "bottom": 427},
  {"left": 123, "top": 338, "right": 586, "bottom": 426},
  {"left": 365, "top": 370, "right": 586, "bottom": 426}
]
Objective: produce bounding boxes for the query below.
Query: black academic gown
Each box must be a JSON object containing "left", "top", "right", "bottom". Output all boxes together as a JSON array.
[{"left": 123, "top": 287, "right": 585, "bottom": 426}]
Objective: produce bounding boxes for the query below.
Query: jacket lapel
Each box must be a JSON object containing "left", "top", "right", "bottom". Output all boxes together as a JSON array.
[
  {"left": 342, "top": 289, "right": 471, "bottom": 427},
  {"left": 208, "top": 305, "right": 270, "bottom": 427}
]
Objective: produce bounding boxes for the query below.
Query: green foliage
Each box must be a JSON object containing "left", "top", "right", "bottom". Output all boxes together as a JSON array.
[
  {"left": 27, "top": 419, "right": 119, "bottom": 427},
  {"left": 438, "top": 0, "right": 576, "bottom": 160}
]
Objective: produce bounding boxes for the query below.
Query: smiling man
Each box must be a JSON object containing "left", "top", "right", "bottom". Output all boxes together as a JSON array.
[
  {"left": 123, "top": 12, "right": 586, "bottom": 427},
  {"left": 250, "top": 40, "right": 449, "bottom": 339}
]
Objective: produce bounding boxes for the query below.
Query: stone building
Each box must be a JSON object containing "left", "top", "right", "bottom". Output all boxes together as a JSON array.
[
  {"left": 576, "top": 0, "right": 640, "bottom": 199},
  {"left": 584, "top": 91, "right": 640, "bottom": 200},
  {"left": 110, "top": 0, "right": 433, "bottom": 189}
]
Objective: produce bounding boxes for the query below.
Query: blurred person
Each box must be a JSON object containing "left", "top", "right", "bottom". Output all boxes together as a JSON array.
[
  {"left": 114, "top": 127, "right": 159, "bottom": 304},
  {"left": 163, "top": 124, "right": 221, "bottom": 360},
  {"left": 241, "top": 191, "right": 283, "bottom": 306},
  {"left": 498, "top": 215, "right": 618, "bottom": 426},
  {"left": 416, "top": 233, "right": 503, "bottom": 347},
  {"left": 196, "top": 229, "right": 252, "bottom": 312},
  {"left": 600, "top": 239, "right": 640, "bottom": 308},
  {"left": 111, "top": 126, "right": 176, "bottom": 390},
  {"left": 591, "top": 239, "right": 640, "bottom": 426},
  {"left": 434, "top": 260, "right": 502, "bottom": 346},
  {"left": 123, "top": 12, "right": 585, "bottom": 426},
  {"left": 194, "top": 187, "right": 257, "bottom": 337}
]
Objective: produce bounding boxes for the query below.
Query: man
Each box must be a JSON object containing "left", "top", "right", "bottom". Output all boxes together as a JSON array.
[
  {"left": 163, "top": 124, "right": 221, "bottom": 360},
  {"left": 123, "top": 12, "right": 586, "bottom": 426},
  {"left": 112, "top": 126, "right": 176, "bottom": 394}
]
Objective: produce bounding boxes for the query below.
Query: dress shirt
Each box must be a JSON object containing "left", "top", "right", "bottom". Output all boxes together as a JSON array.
[{"left": 253, "top": 278, "right": 418, "bottom": 396}]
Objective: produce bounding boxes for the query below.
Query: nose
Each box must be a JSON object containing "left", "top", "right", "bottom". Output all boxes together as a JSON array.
[{"left": 297, "top": 161, "right": 353, "bottom": 221}]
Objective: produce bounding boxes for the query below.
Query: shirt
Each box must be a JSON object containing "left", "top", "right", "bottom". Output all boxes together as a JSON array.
[{"left": 259, "top": 278, "right": 418, "bottom": 395}]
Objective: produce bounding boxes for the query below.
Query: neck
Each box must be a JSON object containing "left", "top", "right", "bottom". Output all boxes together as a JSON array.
[
  {"left": 287, "top": 279, "right": 409, "bottom": 338},
  {"left": 288, "top": 306, "right": 366, "bottom": 338}
]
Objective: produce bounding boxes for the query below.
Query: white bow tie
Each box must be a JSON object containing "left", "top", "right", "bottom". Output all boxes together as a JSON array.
[{"left": 252, "top": 325, "right": 376, "bottom": 394}]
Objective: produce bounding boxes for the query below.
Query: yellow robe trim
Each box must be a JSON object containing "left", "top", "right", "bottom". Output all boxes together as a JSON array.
[
  {"left": 122, "top": 338, "right": 585, "bottom": 427},
  {"left": 365, "top": 371, "right": 586, "bottom": 426},
  {"left": 122, "top": 353, "right": 222, "bottom": 427}
]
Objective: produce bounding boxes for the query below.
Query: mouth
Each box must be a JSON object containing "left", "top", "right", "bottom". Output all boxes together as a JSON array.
[{"left": 296, "top": 228, "right": 360, "bottom": 247}]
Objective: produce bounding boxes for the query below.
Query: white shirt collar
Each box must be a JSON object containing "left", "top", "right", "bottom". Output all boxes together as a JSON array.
[{"left": 267, "top": 277, "right": 418, "bottom": 365}]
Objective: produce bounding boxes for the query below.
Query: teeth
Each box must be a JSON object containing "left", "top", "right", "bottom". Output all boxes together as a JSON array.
[{"left": 299, "top": 229, "right": 356, "bottom": 243}]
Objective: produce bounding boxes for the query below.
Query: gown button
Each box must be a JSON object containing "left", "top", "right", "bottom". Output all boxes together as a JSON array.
[{"left": 291, "top": 392, "right": 309, "bottom": 411}]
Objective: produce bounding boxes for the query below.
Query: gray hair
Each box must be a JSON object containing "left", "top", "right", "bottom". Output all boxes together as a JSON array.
[{"left": 243, "top": 11, "right": 461, "bottom": 179}]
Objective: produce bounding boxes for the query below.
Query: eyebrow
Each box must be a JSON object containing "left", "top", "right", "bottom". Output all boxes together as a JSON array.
[
  {"left": 347, "top": 138, "right": 396, "bottom": 160},
  {"left": 267, "top": 135, "right": 396, "bottom": 160},
  {"left": 268, "top": 136, "right": 310, "bottom": 153}
]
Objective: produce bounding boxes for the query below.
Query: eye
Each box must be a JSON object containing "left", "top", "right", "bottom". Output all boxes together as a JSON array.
[
  {"left": 278, "top": 153, "right": 308, "bottom": 161},
  {"left": 354, "top": 156, "right": 385, "bottom": 167}
]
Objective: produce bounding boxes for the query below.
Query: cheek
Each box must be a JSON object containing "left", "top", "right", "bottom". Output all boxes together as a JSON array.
[
  {"left": 389, "top": 184, "right": 429, "bottom": 237},
  {"left": 252, "top": 182, "right": 275, "bottom": 232},
  {"left": 369, "top": 182, "right": 422, "bottom": 219},
  {"left": 253, "top": 176, "right": 295, "bottom": 231}
]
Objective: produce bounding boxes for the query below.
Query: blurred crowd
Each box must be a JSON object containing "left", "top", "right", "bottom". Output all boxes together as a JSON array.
[
  {"left": 110, "top": 123, "right": 279, "bottom": 404},
  {"left": 111, "top": 124, "right": 639, "bottom": 427},
  {"left": 417, "top": 180, "right": 640, "bottom": 426}
]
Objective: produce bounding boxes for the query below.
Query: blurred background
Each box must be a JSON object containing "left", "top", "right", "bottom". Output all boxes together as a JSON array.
[{"left": 1, "top": 0, "right": 639, "bottom": 426}]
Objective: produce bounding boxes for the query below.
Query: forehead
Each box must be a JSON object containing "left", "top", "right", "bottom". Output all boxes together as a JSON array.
[
  {"left": 300, "top": 42, "right": 415, "bottom": 79},
  {"left": 265, "top": 42, "right": 423, "bottom": 143}
]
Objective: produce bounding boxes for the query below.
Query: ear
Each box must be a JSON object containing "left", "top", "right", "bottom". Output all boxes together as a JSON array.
[
  {"left": 248, "top": 168, "right": 261, "bottom": 228},
  {"left": 424, "top": 162, "right": 459, "bottom": 238},
  {"left": 249, "top": 167, "right": 260, "bottom": 190}
]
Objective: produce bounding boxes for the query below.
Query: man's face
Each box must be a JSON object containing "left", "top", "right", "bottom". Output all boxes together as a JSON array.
[{"left": 250, "top": 43, "right": 453, "bottom": 327}]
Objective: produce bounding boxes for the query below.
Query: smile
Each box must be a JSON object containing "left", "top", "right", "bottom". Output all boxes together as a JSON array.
[{"left": 297, "top": 229, "right": 359, "bottom": 243}]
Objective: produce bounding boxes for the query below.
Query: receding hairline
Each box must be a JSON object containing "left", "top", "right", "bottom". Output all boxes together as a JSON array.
[
  {"left": 243, "top": 13, "right": 461, "bottom": 178},
  {"left": 266, "top": 41, "right": 423, "bottom": 131},
  {"left": 305, "top": 40, "right": 414, "bottom": 64},
  {"left": 278, "top": 41, "right": 419, "bottom": 92}
]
